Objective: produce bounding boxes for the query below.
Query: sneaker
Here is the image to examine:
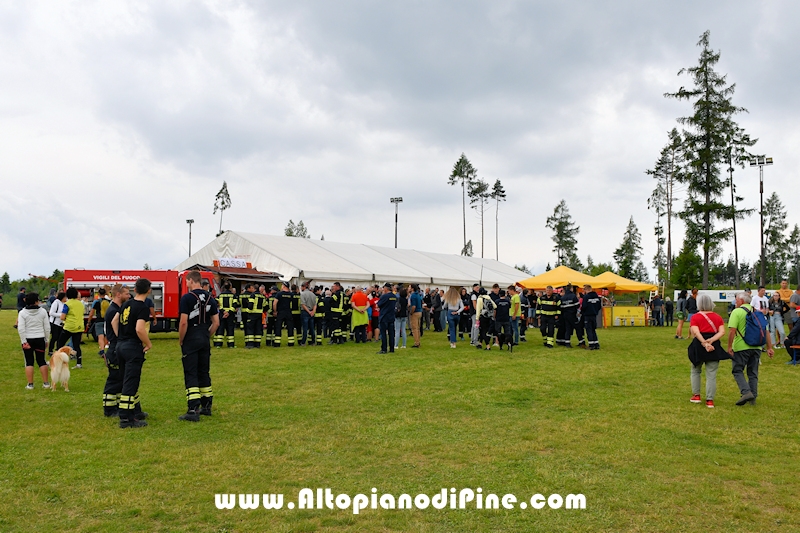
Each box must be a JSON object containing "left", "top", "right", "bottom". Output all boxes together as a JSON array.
[
  {"left": 75, "top": 364, "right": 82, "bottom": 369},
  {"left": 179, "top": 410, "right": 200, "bottom": 422},
  {"left": 377, "top": 350, "right": 388, "bottom": 354},
  {"left": 25, "top": 383, "right": 34, "bottom": 390},
  {"left": 42, "top": 382, "right": 50, "bottom": 389},
  {"left": 400, "top": 345, "right": 406, "bottom": 349},
  {"left": 735, "top": 392, "right": 755, "bottom": 406},
  {"left": 199, "top": 407, "right": 212, "bottom": 416},
  {"left": 706, "top": 400, "right": 714, "bottom": 409},
  {"left": 690, "top": 394, "right": 702, "bottom": 403},
  {"left": 119, "top": 418, "right": 148, "bottom": 429},
  {"left": 493, "top": 343, "right": 499, "bottom": 347}
]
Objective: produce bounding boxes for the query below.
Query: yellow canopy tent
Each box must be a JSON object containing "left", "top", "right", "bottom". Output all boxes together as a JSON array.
[
  {"left": 516, "top": 265, "right": 616, "bottom": 290},
  {"left": 593, "top": 271, "right": 658, "bottom": 293}
]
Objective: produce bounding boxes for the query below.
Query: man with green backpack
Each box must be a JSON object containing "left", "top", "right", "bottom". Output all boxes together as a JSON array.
[{"left": 727, "top": 292, "right": 774, "bottom": 406}]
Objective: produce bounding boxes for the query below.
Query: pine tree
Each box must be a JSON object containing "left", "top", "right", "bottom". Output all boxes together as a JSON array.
[
  {"left": 0, "top": 272, "right": 10, "bottom": 294},
  {"left": 787, "top": 225, "right": 800, "bottom": 286},
  {"left": 468, "top": 179, "right": 490, "bottom": 258},
  {"left": 448, "top": 154, "right": 478, "bottom": 251},
  {"left": 285, "top": 220, "right": 310, "bottom": 238},
  {"left": 665, "top": 31, "right": 756, "bottom": 288},
  {"left": 490, "top": 179, "right": 506, "bottom": 260},
  {"left": 213, "top": 181, "right": 232, "bottom": 237},
  {"left": 724, "top": 125, "right": 757, "bottom": 288},
  {"left": 646, "top": 128, "right": 685, "bottom": 282},
  {"left": 763, "top": 192, "right": 788, "bottom": 284},
  {"left": 545, "top": 200, "right": 579, "bottom": 267},
  {"left": 613, "top": 217, "right": 644, "bottom": 279}
]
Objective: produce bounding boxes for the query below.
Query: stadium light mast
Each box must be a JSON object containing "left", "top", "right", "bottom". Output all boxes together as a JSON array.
[
  {"left": 390, "top": 197, "right": 403, "bottom": 248},
  {"left": 186, "top": 219, "right": 195, "bottom": 257},
  {"left": 750, "top": 156, "right": 773, "bottom": 286}
]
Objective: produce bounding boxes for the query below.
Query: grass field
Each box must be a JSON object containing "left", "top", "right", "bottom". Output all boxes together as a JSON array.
[{"left": 2, "top": 311, "right": 799, "bottom": 532}]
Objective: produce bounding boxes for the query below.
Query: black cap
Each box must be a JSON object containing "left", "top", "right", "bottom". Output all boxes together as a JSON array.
[
  {"left": 383, "top": 282, "right": 392, "bottom": 288},
  {"left": 270, "top": 286, "right": 278, "bottom": 292}
]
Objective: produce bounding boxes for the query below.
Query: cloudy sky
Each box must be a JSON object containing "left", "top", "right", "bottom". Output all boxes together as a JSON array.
[{"left": 2, "top": 0, "right": 798, "bottom": 281}]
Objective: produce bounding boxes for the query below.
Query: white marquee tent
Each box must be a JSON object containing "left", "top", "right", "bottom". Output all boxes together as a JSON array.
[{"left": 175, "top": 231, "right": 526, "bottom": 287}]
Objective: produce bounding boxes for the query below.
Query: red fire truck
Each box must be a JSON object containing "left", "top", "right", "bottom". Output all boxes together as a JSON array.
[{"left": 63, "top": 269, "right": 218, "bottom": 333}]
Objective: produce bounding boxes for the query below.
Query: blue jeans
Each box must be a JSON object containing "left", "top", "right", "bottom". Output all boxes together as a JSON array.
[
  {"left": 301, "top": 311, "right": 315, "bottom": 345},
  {"left": 511, "top": 317, "right": 519, "bottom": 344},
  {"left": 395, "top": 317, "right": 408, "bottom": 348},
  {"left": 447, "top": 313, "right": 460, "bottom": 343}
]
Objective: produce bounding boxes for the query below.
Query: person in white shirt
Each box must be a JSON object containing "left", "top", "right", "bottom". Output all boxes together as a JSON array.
[
  {"left": 19, "top": 292, "right": 51, "bottom": 390},
  {"left": 48, "top": 292, "right": 66, "bottom": 355},
  {"left": 752, "top": 286, "right": 770, "bottom": 315}
]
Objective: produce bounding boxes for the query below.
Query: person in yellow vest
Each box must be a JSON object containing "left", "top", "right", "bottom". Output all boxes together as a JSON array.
[
  {"left": 291, "top": 284, "right": 302, "bottom": 345},
  {"left": 57, "top": 287, "right": 87, "bottom": 367},
  {"left": 251, "top": 287, "right": 267, "bottom": 348},
  {"left": 214, "top": 283, "right": 239, "bottom": 348}
]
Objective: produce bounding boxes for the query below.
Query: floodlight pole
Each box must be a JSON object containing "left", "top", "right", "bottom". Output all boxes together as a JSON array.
[
  {"left": 186, "top": 219, "right": 194, "bottom": 257},
  {"left": 390, "top": 197, "right": 403, "bottom": 248},
  {"left": 750, "top": 157, "right": 773, "bottom": 286}
]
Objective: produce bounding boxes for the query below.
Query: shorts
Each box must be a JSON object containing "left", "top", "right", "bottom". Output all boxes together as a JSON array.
[{"left": 95, "top": 321, "right": 106, "bottom": 336}]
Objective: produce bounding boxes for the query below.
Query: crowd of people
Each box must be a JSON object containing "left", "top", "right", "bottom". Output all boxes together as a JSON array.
[
  {"left": 210, "top": 281, "right": 605, "bottom": 354},
  {"left": 15, "top": 272, "right": 800, "bottom": 422}
]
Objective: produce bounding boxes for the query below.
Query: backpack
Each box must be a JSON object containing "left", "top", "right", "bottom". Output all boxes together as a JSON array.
[
  {"left": 480, "top": 296, "right": 495, "bottom": 318},
  {"left": 737, "top": 307, "right": 768, "bottom": 347}
]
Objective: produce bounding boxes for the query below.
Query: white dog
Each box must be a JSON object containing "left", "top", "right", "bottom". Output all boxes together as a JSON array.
[{"left": 49, "top": 347, "right": 75, "bottom": 392}]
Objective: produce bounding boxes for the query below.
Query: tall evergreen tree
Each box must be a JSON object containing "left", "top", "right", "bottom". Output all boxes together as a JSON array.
[
  {"left": 724, "top": 125, "right": 757, "bottom": 288},
  {"left": 489, "top": 179, "right": 506, "bottom": 261},
  {"left": 213, "top": 181, "right": 232, "bottom": 237},
  {"left": 665, "top": 31, "right": 756, "bottom": 288},
  {"left": 613, "top": 217, "right": 644, "bottom": 279},
  {"left": 763, "top": 192, "right": 788, "bottom": 284},
  {"left": 545, "top": 200, "right": 579, "bottom": 267},
  {"left": 448, "top": 154, "right": 478, "bottom": 251},
  {"left": 468, "top": 179, "right": 490, "bottom": 258},
  {"left": 646, "top": 128, "right": 685, "bottom": 282},
  {"left": 787, "top": 224, "right": 800, "bottom": 286},
  {"left": 0, "top": 272, "right": 10, "bottom": 294}
]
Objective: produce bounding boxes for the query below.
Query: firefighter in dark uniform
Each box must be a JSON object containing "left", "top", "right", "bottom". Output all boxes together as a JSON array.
[
  {"left": 111, "top": 278, "right": 152, "bottom": 429},
  {"left": 581, "top": 284, "right": 602, "bottom": 350},
  {"left": 178, "top": 270, "right": 219, "bottom": 421},
  {"left": 273, "top": 282, "right": 295, "bottom": 347},
  {"left": 314, "top": 286, "right": 325, "bottom": 344},
  {"left": 342, "top": 288, "right": 352, "bottom": 342},
  {"left": 265, "top": 286, "right": 277, "bottom": 347},
  {"left": 537, "top": 285, "right": 560, "bottom": 349},
  {"left": 214, "top": 283, "right": 239, "bottom": 348},
  {"left": 557, "top": 284, "right": 579, "bottom": 348},
  {"left": 251, "top": 286, "right": 267, "bottom": 348},
  {"left": 240, "top": 284, "right": 256, "bottom": 348},
  {"left": 291, "top": 284, "right": 302, "bottom": 346},
  {"left": 329, "top": 282, "right": 344, "bottom": 344},
  {"left": 102, "top": 283, "right": 129, "bottom": 417}
]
